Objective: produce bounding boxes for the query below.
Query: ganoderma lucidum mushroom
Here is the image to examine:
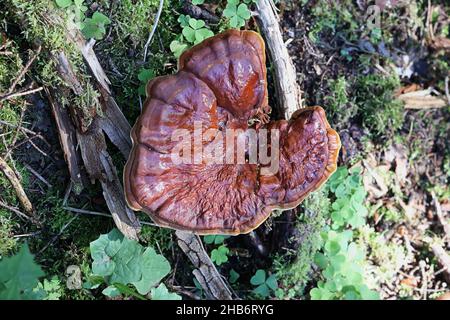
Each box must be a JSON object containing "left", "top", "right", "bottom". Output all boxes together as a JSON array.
[{"left": 124, "top": 30, "right": 340, "bottom": 235}]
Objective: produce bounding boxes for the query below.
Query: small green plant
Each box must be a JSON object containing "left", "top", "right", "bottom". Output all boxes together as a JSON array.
[
  {"left": 87, "top": 229, "right": 180, "bottom": 300},
  {"left": 327, "top": 167, "right": 368, "bottom": 229},
  {"left": 55, "top": 0, "right": 110, "bottom": 40},
  {"left": 0, "top": 243, "right": 62, "bottom": 300},
  {"left": 182, "top": 18, "right": 214, "bottom": 45},
  {"left": 250, "top": 269, "right": 278, "bottom": 298},
  {"left": 210, "top": 245, "right": 229, "bottom": 265},
  {"left": 82, "top": 12, "right": 111, "bottom": 40},
  {"left": 55, "top": 0, "right": 88, "bottom": 29},
  {"left": 137, "top": 68, "right": 155, "bottom": 96},
  {"left": 309, "top": 167, "right": 379, "bottom": 300},
  {"left": 170, "top": 15, "right": 213, "bottom": 58},
  {"left": 223, "top": 0, "right": 251, "bottom": 28},
  {"left": 204, "top": 235, "right": 231, "bottom": 266}
]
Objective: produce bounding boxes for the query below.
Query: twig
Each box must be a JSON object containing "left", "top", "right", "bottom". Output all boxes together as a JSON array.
[
  {"left": 7, "top": 45, "right": 41, "bottom": 95},
  {"left": 431, "top": 191, "right": 450, "bottom": 245},
  {"left": 139, "top": 0, "right": 164, "bottom": 111},
  {"left": 143, "top": 0, "right": 164, "bottom": 63},
  {"left": 0, "top": 199, "right": 34, "bottom": 222},
  {"left": 0, "top": 86, "right": 43, "bottom": 102},
  {"left": 23, "top": 163, "right": 53, "bottom": 188},
  {"left": 4, "top": 101, "right": 26, "bottom": 158},
  {"left": 38, "top": 213, "right": 79, "bottom": 255},
  {"left": 63, "top": 206, "right": 158, "bottom": 227},
  {"left": 255, "top": 0, "right": 302, "bottom": 118},
  {"left": 0, "top": 156, "right": 34, "bottom": 216}
]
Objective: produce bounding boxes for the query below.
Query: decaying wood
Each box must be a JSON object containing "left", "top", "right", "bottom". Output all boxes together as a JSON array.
[
  {"left": 255, "top": 0, "right": 302, "bottom": 118},
  {"left": 76, "top": 120, "right": 141, "bottom": 240},
  {"left": 0, "top": 156, "right": 35, "bottom": 218},
  {"left": 45, "top": 87, "right": 84, "bottom": 193},
  {"left": 176, "top": 231, "right": 233, "bottom": 300}
]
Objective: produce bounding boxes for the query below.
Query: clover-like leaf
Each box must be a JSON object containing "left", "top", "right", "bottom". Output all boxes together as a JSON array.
[
  {"left": 253, "top": 284, "right": 270, "bottom": 297},
  {"left": 170, "top": 40, "right": 189, "bottom": 58},
  {"left": 250, "top": 269, "right": 266, "bottom": 286},
  {"left": 178, "top": 14, "right": 191, "bottom": 27},
  {"left": 265, "top": 274, "right": 278, "bottom": 291},
  {"left": 237, "top": 3, "right": 251, "bottom": 19},
  {"left": 210, "top": 245, "right": 229, "bottom": 265}
]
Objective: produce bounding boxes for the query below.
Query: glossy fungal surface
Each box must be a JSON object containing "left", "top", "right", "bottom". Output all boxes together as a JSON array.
[{"left": 124, "top": 30, "right": 340, "bottom": 235}]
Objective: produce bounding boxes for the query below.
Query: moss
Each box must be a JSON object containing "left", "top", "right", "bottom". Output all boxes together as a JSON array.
[
  {"left": 273, "top": 188, "right": 330, "bottom": 298},
  {"left": 353, "top": 74, "right": 404, "bottom": 140},
  {"left": 96, "top": 0, "right": 179, "bottom": 122},
  {"left": 1, "top": 0, "right": 101, "bottom": 129}
]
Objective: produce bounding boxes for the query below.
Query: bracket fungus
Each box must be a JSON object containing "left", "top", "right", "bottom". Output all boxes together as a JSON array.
[{"left": 124, "top": 30, "right": 341, "bottom": 235}]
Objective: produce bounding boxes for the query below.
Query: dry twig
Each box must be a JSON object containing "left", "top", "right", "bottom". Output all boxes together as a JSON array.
[{"left": 0, "top": 155, "right": 34, "bottom": 217}]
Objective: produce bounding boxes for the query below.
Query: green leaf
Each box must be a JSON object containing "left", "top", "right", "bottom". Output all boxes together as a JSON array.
[
  {"left": 223, "top": 5, "right": 237, "bottom": 18},
  {"left": 188, "top": 18, "right": 205, "bottom": 30},
  {"left": 265, "top": 274, "right": 278, "bottom": 291},
  {"left": 230, "top": 15, "right": 240, "bottom": 28},
  {"left": 229, "top": 269, "right": 240, "bottom": 284},
  {"left": 138, "top": 68, "right": 154, "bottom": 83},
  {"left": 55, "top": 0, "right": 72, "bottom": 8},
  {"left": 102, "top": 285, "right": 121, "bottom": 298},
  {"left": 195, "top": 28, "right": 214, "bottom": 43},
  {"left": 91, "top": 11, "right": 111, "bottom": 25},
  {"left": 178, "top": 14, "right": 191, "bottom": 27},
  {"left": 113, "top": 282, "right": 146, "bottom": 300},
  {"left": 192, "top": 0, "right": 204, "bottom": 5},
  {"left": 150, "top": 283, "right": 182, "bottom": 300},
  {"left": 90, "top": 231, "right": 118, "bottom": 277},
  {"left": 82, "top": 20, "right": 105, "bottom": 40},
  {"left": 170, "top": 40, "right": 189, "bottom": 58},
  {"left": 182, "top": 26, "right": 196, "bottom": 43},
  {"left": 253, "top": 283, "right": 269, "bottom": 297},
  {"left": 203, "top": 235, "right": 216, "bottom": 244},
  {"left": 250, "top": 269, "right": 266, "bottom": 285},
  {"left": 108, "top": 237, "right": 142, "bottom": 284},
  {"left": 91, "top": 229, "right": 141, "bottom": 285},
  {"left": 237, "top": 3, "right": 251, "bottom": 19},
  {"left": 211, "top": 245, "right": 229, "bottom": 265},
  {"left": 132, "top": 247, "right": 170, "bottom": 295},
  {"left": 0, "top": 244, "right": 45, "bottom": 300}
]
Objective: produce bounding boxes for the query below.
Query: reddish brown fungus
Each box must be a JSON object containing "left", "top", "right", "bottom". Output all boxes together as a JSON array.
[{"left": 124, "top": 30, "right": 341, "bottom": 235}]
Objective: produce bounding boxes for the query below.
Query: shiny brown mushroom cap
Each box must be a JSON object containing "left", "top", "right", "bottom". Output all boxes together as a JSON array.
[{"left": 124, "top": 30, "right": 341, "bottom": 235}]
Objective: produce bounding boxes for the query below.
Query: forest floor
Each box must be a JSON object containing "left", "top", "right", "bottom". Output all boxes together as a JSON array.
[{"left": 0, "top": 0, "right": 449, "bottom": 300}]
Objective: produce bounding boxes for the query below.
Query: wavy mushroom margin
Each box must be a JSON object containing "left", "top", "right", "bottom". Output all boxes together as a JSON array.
[{"left": 123, "top": 104, "right": 341, "bottom": 236}]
